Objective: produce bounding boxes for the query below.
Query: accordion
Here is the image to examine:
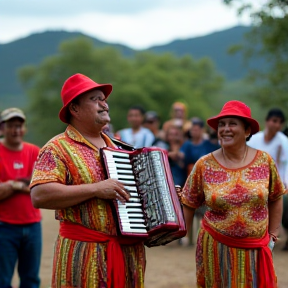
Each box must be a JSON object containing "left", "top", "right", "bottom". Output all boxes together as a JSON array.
[{"left": 100, "top": 146, "right": 186, "bottom": 247}]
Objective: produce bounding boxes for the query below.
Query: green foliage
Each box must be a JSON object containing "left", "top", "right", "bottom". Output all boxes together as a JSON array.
[
  {"left": 0, "top": 25, "right": 259, "bottom": 105},
  {"left": 224, "top": 0, "right": 288, "bottom": 113},
  {"left": 18, "top": 37, "right": 224, "bottom": 146},
  {"left": 218, "top": 79, "right": 266, "bottom": 127}
]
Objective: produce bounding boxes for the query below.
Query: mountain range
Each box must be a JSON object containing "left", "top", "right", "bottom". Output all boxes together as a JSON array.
[{"left": 0, "top": 25, "right": 265, "bottom": 106}]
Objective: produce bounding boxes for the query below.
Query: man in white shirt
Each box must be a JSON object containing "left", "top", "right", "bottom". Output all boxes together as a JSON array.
[
  {"left": 249, "top": 109, "right": 288, "bottom": 185},
  {"left": 116, "top": 105, "right": 155, "bottom": 148},
  {"left": 248, "top": 108, "right": 288, "bottom": 250}
]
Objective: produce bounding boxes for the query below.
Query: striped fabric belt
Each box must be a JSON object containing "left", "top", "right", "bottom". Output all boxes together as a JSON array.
[
  {"left": 59, "top": 221, "right": 142, "bottom": 288},
  {"left": 202, "top": 218, "right": 277, "bottom": 288}
]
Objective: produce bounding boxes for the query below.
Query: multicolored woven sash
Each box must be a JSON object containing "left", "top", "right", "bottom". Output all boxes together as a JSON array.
[
  {"left": 59, "top": 221, "right": 142, "bottom": 288},
  {"left": 202, "top": 218, "right": 277, "bottom": 288}
]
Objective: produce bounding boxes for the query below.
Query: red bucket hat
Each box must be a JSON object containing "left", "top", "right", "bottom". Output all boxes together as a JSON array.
[
  {"left": 207, "top": 100, "right": 259, "bottom": 135},
  {"left": 59, "top": 73, "right": 113, "bottom": 123}
]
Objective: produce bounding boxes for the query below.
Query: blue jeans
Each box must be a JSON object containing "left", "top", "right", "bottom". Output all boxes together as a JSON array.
[{"left": 0, "top": 221, "right": 42, "bottom": 288}]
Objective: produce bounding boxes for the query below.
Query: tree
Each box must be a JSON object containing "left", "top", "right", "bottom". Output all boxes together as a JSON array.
[
  {"left": 224, "top": 0, "right": 288, "bottom": 111},
  {"left": 19, "top": 37, "right": 224, "bottom": 146},
  {"left": 18, "top": 37, "right": 131, "bottom": 145}
]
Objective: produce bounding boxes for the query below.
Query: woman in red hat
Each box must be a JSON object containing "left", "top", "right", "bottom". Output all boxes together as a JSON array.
[
  {"left": 180, "top": 100, "right": 286, "bottom": 288},
  {"left": 30, "top": 74, "right": 146, "bottom": 288}
]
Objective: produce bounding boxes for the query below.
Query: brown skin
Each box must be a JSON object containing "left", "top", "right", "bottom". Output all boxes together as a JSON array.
[
  {"left": 172, "top": 106, "right": 186, "bottom": 120},
  {"left": 0, "top": 118, "right": 31, "bottom": 201},
  {"left": 0, "top": 122, "right": 4, "bottom": 139},
  {"left": 0, "top": 182, "right": 14, "bottom": 201},
  {"left": 166, "top": 126, "right": 185, "bottom": 164},
  {"left": 144, "top": 118, "right": 166, "bottom": 141},
  {"left": 162, "top": 107, "right": 186, "bottom": 132},
  {"left": 190, "top": 124, "right": 204, "bottom": 145},
  {"left": 264, "top": 116, "right": 284, "bottom": 142},
  {"left": 2, "top": 118, "right": 26, "bottom": 151},
  {"left": 268, "top": 198, "right": 283, "bottom": 237},
  {"left": 264, "top": 116, "right": 284, "bottom": 167},
  {"left": 215, "top": 117, "right": 254, "bottom": 168},
  {"left": 183, "top": 116, "right": 284, "bottom": 241},
  {"left": 31, "top": 89, "right": 130, "bottom": 210},
  {"left": 183, "top": 205, "right": 196, "bottom": 236},
  {"left": 143, "top": 119, "right": 159, "bottom": 136},
  {"left": 127, "top": 108, "right": 144, "bottom": 132}
]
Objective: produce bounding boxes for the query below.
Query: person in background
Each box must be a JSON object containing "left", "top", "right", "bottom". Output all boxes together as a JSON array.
[
  {"left": 181, "top": 117, "right": 220, "bottom": 175},
  {"left": 0, "top": 121, "right": 3, "bottom": 140},
  {"left": 102, "top": 122, "right": 115, "bottom": 138},
  {"left": 0, "top": 108, "right": 42, "bottom": 288},
  {"left": 165, "top": 125, "right": 186, "bottom": 187},
  {"left": 116, "top": 105, "right": 155, "bottom": 148},
  {"left": 248, "top": 108, "right": 288, "bottom": 185},
  {"left": 30, "top": 73, "right": 146, "bottom": 288},
  {"left": 207, "top": 125, "right": 219, "bottom": 146},
  {"left": 143, "top": 111, "right": 168, "bottom": 150},
  {"left": 181, "top": 100, "right": 285, "bottom": 288},
  {"left": 180, "top": 117, "right": 220, "bottom": 245},
  {"left": 162, "top": 102, "right": 191, "bottom": 138},
  {"left": 248, "top": 108, "right": 288, "bottom": 251}
]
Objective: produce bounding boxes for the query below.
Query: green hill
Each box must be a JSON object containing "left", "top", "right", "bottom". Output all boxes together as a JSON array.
[
  {"left": 0, "top": 25, "right": 265, "bottom": 109},
  {"left": 148, "top": 26, "right": 265, "bottom": 80},
  {"left": 0, "top": 30, "right": 134, "bottom": 100}
]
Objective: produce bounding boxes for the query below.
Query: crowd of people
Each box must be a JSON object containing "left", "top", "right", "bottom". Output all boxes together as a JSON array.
[
  {"left": 0, "top": 73, "right": 287, "bottom": 288},
  {"left": 112, "top": 103, "right": 220, "bottom": 188}
]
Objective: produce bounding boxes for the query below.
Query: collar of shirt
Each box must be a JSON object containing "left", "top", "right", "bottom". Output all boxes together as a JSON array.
[{"left": 65, "top": 125, "right": 115, "bottom": 150}]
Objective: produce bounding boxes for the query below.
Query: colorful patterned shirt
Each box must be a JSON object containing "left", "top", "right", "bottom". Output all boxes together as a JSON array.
[
  {"left": 30, "top": 125, "right": 145, "bottom": 288},
  {"left": 182, "top": 150, "right": 286, "bottom": 238}
]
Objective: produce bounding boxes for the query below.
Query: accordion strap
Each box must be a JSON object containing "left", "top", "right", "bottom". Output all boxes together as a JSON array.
[{"left": 104, "top": 133, "right": 135, "bottom": 151}]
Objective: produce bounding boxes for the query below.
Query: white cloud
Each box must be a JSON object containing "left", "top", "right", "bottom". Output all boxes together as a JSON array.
[
  {"left": 0, "top": 0, "right": 192, "bottom": 16},
  {"left": 0, "top": 0, "right": 251, "bottom": 49}
]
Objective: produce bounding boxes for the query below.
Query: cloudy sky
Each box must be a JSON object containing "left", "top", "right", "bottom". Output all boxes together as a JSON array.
[{"left": 0, "top": 0, "right": 251, "bottom": 49}]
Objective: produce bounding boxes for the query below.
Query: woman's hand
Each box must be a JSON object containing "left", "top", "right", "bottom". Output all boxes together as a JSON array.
[{"left": 268, "top": 236, "right": 275, "bottom": 251}]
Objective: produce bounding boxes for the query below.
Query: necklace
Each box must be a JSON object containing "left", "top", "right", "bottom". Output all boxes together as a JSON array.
[{"left": 222, "top": 145, "right": 248, "bottom": 165}]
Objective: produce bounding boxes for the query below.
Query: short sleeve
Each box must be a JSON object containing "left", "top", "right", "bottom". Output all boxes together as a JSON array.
[
  {"left": 181, "top": 158, "right": 205, "bottom": 208},
  {"left": 269, "top": 155, "right": 287, "bottom": 201},
  {"left": 30, "top": 143, "right": 68, "bottom": 188}
]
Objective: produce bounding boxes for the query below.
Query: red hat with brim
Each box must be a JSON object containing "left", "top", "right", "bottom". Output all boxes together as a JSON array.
[
  {"left": 207, "top": 100, "right": 260, "bottom": 135},
  {"left": 59, "top": 73, "right": 113, "bottom": 123}
]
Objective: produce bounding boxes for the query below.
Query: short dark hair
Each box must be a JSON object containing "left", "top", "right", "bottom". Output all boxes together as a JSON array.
[
  {"left": 67, "top": 96, "right": 81, "bottom": 123},
  {"left": 129, "top": 105, "right": 146, "bottom": 116},
  {"left": 266, "top": 108, "right": 286, "bottom": 123},
  {"left": 144, "top": 111, "right": 159, "bottom": 123},
  {"left": 191, "top": 117, "right": 204, "bottom": 128}
]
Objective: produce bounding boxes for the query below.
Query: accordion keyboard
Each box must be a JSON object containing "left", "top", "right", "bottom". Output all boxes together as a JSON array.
[
  {"left": 104, "top": 150, "right": 147, "bottom": 234},
  {"left": 102, "top": 148, "right": 179, "bottom": 237}
]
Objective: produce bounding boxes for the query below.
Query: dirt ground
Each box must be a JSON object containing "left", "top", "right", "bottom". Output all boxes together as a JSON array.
[{"left": 13, "top": 209, "right": 288, "bottom": 288}]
